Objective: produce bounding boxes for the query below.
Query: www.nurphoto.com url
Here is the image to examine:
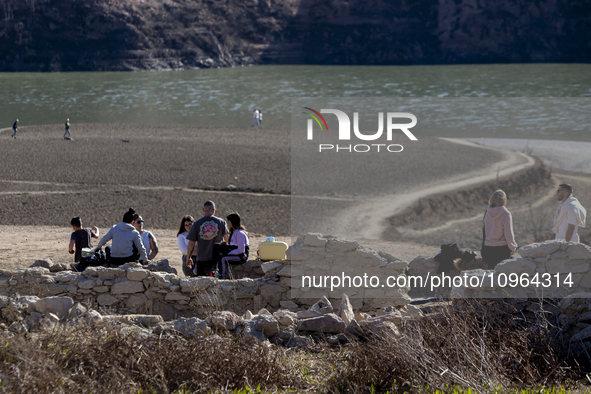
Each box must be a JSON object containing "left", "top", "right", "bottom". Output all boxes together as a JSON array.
[{"left": 301, "top": 272, "right": 575, "bottom": 292}]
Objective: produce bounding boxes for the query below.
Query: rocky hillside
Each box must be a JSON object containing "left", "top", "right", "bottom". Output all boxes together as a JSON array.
[{"left": 0, "top": 0, "right": 589, "bottom": 71}]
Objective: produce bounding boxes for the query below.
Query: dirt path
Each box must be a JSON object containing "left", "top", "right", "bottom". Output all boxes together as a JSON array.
[{"left": 329, "top": 138, "right": 534, "bottom": 240}]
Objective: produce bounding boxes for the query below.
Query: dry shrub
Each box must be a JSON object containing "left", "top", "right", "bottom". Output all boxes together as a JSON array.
[
  {"left": 325, "top": 299, "right": 567, "bottom": 393},
  {"left": 0, "top": 324, "right": 300, "bottom": 393}
]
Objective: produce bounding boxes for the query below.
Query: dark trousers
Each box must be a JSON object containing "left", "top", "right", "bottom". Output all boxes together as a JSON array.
[
  {"left": 106, "top": 246, "right": 137, "bottom": 267},
  {"left": 481, "top": 245, "right": 511, "bottom": 269},
  {"left": 190, "top": 256, "right": 215, "bottom": 276},
  {"left": 182, "top": 255, "right": 196, "bottom": 277}
]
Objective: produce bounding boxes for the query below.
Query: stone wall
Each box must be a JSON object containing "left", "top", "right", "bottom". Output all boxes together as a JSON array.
[
  {"left": 451, "top": 240, "right": 591, "bottom": 298},
  {"left": 287, "top": 234, "right": 411, "bottom": 309},
  {"left": 0, "top": 234, "right": 411, "bottom": 320},
  {"left": 5, "top": 237, "right": 589, "bottom": 321}
]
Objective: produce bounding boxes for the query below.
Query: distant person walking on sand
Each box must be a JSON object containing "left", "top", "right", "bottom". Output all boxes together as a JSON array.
[
  {"left": 64, "top": 118, "right": 71, "bottom": 140},
  {"left": 177, "top": 215, "right": 196, "bottom": 277},
  {"left": 481, "top": 189, "right": 518, "bottom": 269},
  {"left": 553, "top": 183, "right": 586, "bottom": 242},
  {"left": 252, "top": 109, "right": 260, "bottom": 127},
  {"left": 94, "top": 207, "right": 149, "bottom": 266},
  {"left": 12, "top": 119, "right": 18, "bottom": 139},
  {"left": 186, "top": 200, "right": 229, "bottom": 276},
  {"left": 132, "top": 214, "right": 159, "bottom": 263},
  {"left": 69, "top": 216, "right": 100, "bottom": 271},
  {"left": 258, "top": 111, "right": 263, "bottom": 127}
]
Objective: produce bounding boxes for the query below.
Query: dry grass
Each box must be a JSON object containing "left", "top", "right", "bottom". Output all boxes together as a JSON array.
[
  {"left": 325, "top": 299, "right": 574, "bottom": 393},
  {"left": 0, "top": 299, "right": 587, "bottom": 393},
  {"left": 0, "top": 325, "right": 300, "bottom": 393}
]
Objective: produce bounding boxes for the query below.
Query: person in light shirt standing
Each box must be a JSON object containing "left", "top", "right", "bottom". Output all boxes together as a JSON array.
[
  {"left": 252, "top": 109, "right": 260, "bottom": 127},
  {"left": 553, "top": 183, "right": 586, "bottom": 242}
]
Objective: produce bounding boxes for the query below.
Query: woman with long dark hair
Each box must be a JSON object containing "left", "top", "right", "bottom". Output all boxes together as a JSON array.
[
  {"left": 220, "top": 212, "right": 250, "bottom": 279},
  {"left": 177, "top": 215, "right": 196, "bottom": 276}
]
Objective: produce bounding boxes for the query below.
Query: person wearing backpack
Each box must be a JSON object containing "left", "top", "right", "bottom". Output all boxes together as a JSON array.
[{"left": 220, "top": 212, "right": 250, "bottom": 279}]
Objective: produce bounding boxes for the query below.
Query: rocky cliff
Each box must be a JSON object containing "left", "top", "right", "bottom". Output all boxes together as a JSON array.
[{"left": 0, "top": 0, "right": 589, "bottom": 71}]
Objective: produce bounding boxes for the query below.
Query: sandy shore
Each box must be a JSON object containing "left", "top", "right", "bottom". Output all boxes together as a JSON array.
[{"left": 2, "top": 125, "right": 591, "bottom": 270}]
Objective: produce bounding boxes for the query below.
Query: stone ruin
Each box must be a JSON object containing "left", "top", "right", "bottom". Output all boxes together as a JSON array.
[{"left": 1, "top": 235, "right": 591, "bottom": 348}]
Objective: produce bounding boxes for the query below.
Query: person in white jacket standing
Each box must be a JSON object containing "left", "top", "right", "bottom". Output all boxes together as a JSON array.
[{"left": 553, "top": 183, "right": 586, "bottom": 242}]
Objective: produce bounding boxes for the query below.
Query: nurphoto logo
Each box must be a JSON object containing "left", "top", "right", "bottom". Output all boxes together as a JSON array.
[{"left": 302, "top": 107, "right": 418, "bottom": 153}]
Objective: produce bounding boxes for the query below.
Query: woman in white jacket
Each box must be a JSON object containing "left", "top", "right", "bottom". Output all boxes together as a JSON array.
[{"left": 177, "top": 215, "right": 195, "bottom": 276}]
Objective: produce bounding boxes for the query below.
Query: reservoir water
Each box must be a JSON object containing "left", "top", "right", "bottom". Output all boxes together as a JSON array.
[{"left": 1, "top": 63, "right": 590, "bottom": 139}]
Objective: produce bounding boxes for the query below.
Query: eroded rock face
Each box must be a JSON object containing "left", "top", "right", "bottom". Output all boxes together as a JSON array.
[{"left": 2, "top": 0, "right": 587, "bottom": 72}]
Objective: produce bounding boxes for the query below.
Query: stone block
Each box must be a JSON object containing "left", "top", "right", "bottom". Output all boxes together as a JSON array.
[
  {"left": 260, "top": 283, "right": 286, "bottom": 309},
  {"left": 326, "top": 239, "right": 359, "bottom": 253},
  {"left": 518, "top": 241, "right": 561, "bottom": 258},
  {"left": 50, "top": 264, "right": 68, "bottom": 272},
  {"left": 279, "top": 300, "right": 299, "bottom": 310},
  {"left": 126, "top": 294, "right": 147, "bottom": 309},
  {"left": 261, "top": 261, "right": 283, "bottom": 274},
  {"left": 153, "top": 300, "right": 175, "bottom": 321},
  {"left": 32, "top": 259, "right": 52, "bottom": 269},
  {"left": 32, "top": 296, "right": 75, "bottom": 320},
  {"left": 546, "top": 259, "right": 590, "bottom": 274},
  {"left": 277, "top": 266, "right": 291, "bottom": 277},
  {"left": 165, "top": 292, "right": 190, "bottom": 302},
  {"left": 97, "top": 294, "right": 119, "bottom": 306},
  {"left": 337, "top": 294, "right": 355, "bottom": 326},
  {"left": 174, "top": 317, "right": 210, "bottom": 337},
  {"left": 298, "top": 313, "right": 345, "bottom": 334},
  {"left": 127, "top": 268, "right": 149, "bottom": 281},
  {"left": 304, "top": 233, "right": 328, "bottom": 247},
  {"left": 494, "top": 259, "right": 537, "bottom": 276},
  {"left": 77, "top": 279, "right": 95, "bottom": 290},
  {"left": 111, "top": 281, "right": 145, "bottom": 294},
  {"left": 567, "top": 244, "right": 591, "bottom": 260},
  {"left": 252, "top": 314, "right": 280, "bottom": 337},
  {"left": 56, "top": 271, "right": 78, "bottom": 283},
  {"left": 210, "top": 311, "right": 242, "bottom": 330}
]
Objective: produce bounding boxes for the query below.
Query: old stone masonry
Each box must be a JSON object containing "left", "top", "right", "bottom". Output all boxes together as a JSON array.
[{"left": 2, "top": 235, "right": 591, "bottom": 347}]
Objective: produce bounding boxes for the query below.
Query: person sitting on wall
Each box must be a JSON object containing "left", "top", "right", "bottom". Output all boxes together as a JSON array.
[
  {"left": 69, "top": 216, "right": 100, "bottom": 272},
  {"left": 132, "top": 214, "right": 159, "bottom": 264},
  {"left": 219, "top": 212, "right": 250, "bottom": 279},
  {"left": 94, "top": 207, "right": 149, "bottom": 266}
]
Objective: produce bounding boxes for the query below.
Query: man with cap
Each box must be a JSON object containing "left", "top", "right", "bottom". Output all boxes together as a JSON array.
[
  {"left": 186, "top": 200, "right": 229, "bottom": 276},
  {"left": 12, "top": 119, "right": 18, "bottom": 139},
  {"left": 64, "top": 118, "right": 71, "bottom": 140},
  {"left": 553, "top": 183, "right": 587, "bottom": 242}
]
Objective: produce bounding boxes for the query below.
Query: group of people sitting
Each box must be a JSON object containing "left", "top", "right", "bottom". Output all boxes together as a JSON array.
[{"left": 69, "top": 200, "right": 249, "bottom": 279}]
